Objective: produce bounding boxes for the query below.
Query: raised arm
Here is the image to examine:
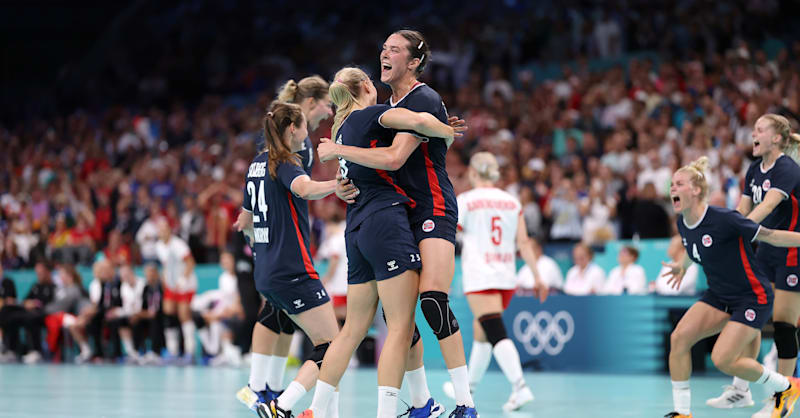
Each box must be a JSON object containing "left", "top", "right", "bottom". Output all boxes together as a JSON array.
[
  {"left": 379, "top": 108, "right": 455, "bottom": 143},
  {"left": 318, "top": 133, "right": 420, "bottom": 171},
  {"left": 744, "top": 189, "right": 784, "bottom": 223},
  {"left": 290, "top": 176, "right": 337, "bottom": 200}
]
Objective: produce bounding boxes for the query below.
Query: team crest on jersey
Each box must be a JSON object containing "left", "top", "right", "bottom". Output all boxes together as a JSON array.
[
  {"left": 744, "top": 309, "right": 756, "bottom": 322},
  {"left": 422, "top": 219, "right": 435, "bottom": 233},
  {"left": 788, "top": 274, "right": 799, "bottom": 287},
  {"left": 702, "top": 234, "right": 713, "bottom": 247},
  {"left": 762, "top": 179, "right": 771, "bottom": 190}
]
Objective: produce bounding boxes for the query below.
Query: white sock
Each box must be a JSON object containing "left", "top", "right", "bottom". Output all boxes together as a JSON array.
[
  {"left": 405, "top": 366, "right": 432, "bottom": 408},
  {"left": 756, "top": 366, "right": 791, "bottom": 393},
  {"left": 79, "top": 342, "right": 92, "bottom": 356},
  {"left": 468, "top": 341, "right": 492, "bottom": 388},
  {"left": 181, "top": 321, "right": 196, "bottom": 356},
  {"left": 493, "top": 339, "right": 525, "bottom": 389},
  {"left": 121, "top": 337, "right": 138, "bottom": 358},
  {"left": 732, "top": 376, "right": 750, "bottom": 392},
  {"left": 327, "top": 390, "right": 339, "bottom": 418},
  {"left": 671, "top": 380, "right": 691, "bottom": 415},
  {"left": 276, "top": 381, "right": 307, "bottom": 410},
  {"left": 165, "top": 328, "right": 180, "bottom": 356},
  {"left": 208, "top": 321, "right": 222, "bottom": 354},
  {"left": 377, "top": 386, "right": 399, "bottom": 418},
  {"left": 268, "top": 355, "right": 289, "bottom": 391},
  {"left": 249, "top": 353, "right": 271, "bottom": 392},
  {"left": 309, "top": 380, "right": 335, "bottom": 418},
  {"left": 448, "top": 365, "right": 475, "bottom": 407}
]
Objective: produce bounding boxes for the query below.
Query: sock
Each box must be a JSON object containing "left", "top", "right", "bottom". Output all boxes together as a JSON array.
[
  {"left": 493, "top": 339, "right": 525, "bottom": 389},
  {"left": 756, "top": 366, "right": 791, "bottom": 393},
  {"left": 377, "top": 386, "right": 399, "bottom": 418},
  {"left": 276, "top": 381, "right": 307, "bottom": 410},
  {"left": 327, "top": 390, "right": 339, "bottom": 418},
  {"left": 467, "top": 341, "right": 492, "bottom": 388},
  {"left": 208, "top": 321, "right": 222, "bottom": 354},
  {"left": 182, "top": 321, "right": 196, "bottom": 357},
  {"left": 121, "top": 337, "right": 138, "bottom": 358},
  {"left": 268, "top": 355, "right": 289, "bottom": 391},
  {"left": 671, "top": 380, "right": 691, "bottom": 415},
  {"left": 309, "top": 380, "right": 335, "bottom": 418},
  {"left": 79, "top": 342, "right": 91, "bottom": 356},
  {"left": 405, "top": 366, "right": 432, "bottom": 408},
  {"left": 249, "top": 353, "right": 270, "bottom": 392},
  {"left": 732, "top": 376, "right": 750, "bottom": 392},
  {"left": 448, "top": 365, "right": 475, "bottom": 407},
  {"left": 165, "top": 328, "right": 180, "bottom": 356}
]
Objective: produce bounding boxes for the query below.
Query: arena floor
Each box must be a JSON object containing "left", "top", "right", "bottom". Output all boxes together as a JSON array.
[{"left": 0, "top": 364, "right": 778, "bottom": 417}]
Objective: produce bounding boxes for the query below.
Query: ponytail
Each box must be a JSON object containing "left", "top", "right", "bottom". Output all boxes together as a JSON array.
[
  {"left": 329, "top": 67, "right": 368, "bottom": 142},
  {"left": 263, "top": 101, "right": 304, "bottom": 178},
  {"left": 677, "top": 156, "right": 710, "bottom": 200},
  {"left": 277, "top": 76, "right": 329, "bottom": 104},
  {"left": 760, "top": 113, "right": 800, "bottom": 164}
]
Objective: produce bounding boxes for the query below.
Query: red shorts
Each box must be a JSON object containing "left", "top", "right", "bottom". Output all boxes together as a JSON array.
[
  {"left": 332, "top": 295, "right": 347, "bottom": 308},
  {"left": 164, "top": 287, "right": 194, "bottom": 303},
  {"left": 464, "top": 288, "right": 516, "bottom": 310}
]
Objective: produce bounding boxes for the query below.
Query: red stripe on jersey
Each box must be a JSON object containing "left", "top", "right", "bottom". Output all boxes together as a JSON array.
[
  {"left": 739, "top": 237, "right": 768, "bottom": 304},
  {"left": 421, "top": 142, "right": 446, "bottom": 216},
  {"left": 787, "top": 195, "right": 799, "bottom": 267},
  {"left": 286, "top": 192, "right": 319, "bottom": 280},
  {"left": 369, "top": 140, "right": 416, "bottom": 208}
]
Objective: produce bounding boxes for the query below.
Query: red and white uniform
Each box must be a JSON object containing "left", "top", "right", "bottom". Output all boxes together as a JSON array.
[
  {"left": 317, "top": 222, "right": 348, "bottom": 306},
  {"left": 457, "top": 187, "right": 521, "bottom": 293},
  {"left": 155, "top": 235, "right": 197, "bottom": 301}
]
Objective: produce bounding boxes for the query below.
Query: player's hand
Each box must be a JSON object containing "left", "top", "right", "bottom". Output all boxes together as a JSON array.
[
  {"left": 448, "top": 116, "right": 467, "bottom": 137},
  {"left": 335, "top": 178, "right": 359, "bottom": 204},
  {"left": 317, "top": 137, "right": 338, "bottom": 162},
  {"left": 233, "top": 211, "right": 252, "bottom": 232},
  {"left": 533, "top": 279, "right": 549, "bottom": 303},
  {"left": 661, "top": 260, "right": 685, "bottom": 290}
]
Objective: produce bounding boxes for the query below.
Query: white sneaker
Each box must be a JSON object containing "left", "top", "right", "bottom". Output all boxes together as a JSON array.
[
  {"left": 751, "top": 395, "right": 776, "bottom": 418},
  {"left": 75, "top": 350, "right": 93, "bottom": 364},
  {"left": 706, "top": 385, "right": 755, "bottom": 408},
  {"left": 0, "top": 350, "right": 17, "bottom": 363},
  {"left": 503, "top": 385, "right": 534, "bottom": 412},
  {"left": 22, "top": 351, "right": 42, "bottom": 364}
]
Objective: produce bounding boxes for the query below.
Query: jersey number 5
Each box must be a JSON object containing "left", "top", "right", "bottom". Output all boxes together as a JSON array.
[
  {"left": 491, "top": 216, "right": 502, "bottom": 246},
  {"left": 247, "top": 180, "right": 269, "bottom": 223}
]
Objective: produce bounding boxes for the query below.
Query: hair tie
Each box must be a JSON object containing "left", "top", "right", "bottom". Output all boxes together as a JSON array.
[
  {"left": 267, "top": 112, "right": 274, "bottom": 118},
  {"left": 336, "top": 79, "right": 344, "bottom": 84},
  {"left": 417, "top": 41, "right": 424, "bottom": 49},
  {"left": 419, "top": 54, "right": 425, "bottom": 64}
]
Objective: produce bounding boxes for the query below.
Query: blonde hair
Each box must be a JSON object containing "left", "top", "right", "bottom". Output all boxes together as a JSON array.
[
  {"left": 277, "top": 75, "right": 329, "bottom": 104},
  {"left": 263, "top": 101, "right": 304, "bottom": 178},
  {"left": 759, "top": 113, "right": 800, "bottom": 163},
  {"left": 469, "top": 152, "right": 500, "bottom": 182},
  {"left": 676, "top": 156, "right": 710, "bottom": 201},
  {"left": 329, "top": 67, "right": 369, "bottom": 141}
]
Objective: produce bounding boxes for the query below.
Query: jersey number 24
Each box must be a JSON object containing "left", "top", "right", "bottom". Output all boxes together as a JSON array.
[{"left": 247, "top": 180, "right": 269, "bottom": 223}]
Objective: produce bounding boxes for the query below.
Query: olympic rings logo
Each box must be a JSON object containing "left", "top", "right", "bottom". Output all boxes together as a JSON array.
[{"left": 512, "top": 310, "right": 575, "bottom": 356}]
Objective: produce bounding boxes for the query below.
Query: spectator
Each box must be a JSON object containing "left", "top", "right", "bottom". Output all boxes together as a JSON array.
[
  {"left": 84, "top": 258, "right": 122, "bottom": 361},
  {"left": 135, "top": 202, "right": 161, "bottom": 264},
  {"left": 632, "top": 182, "right": 672, "bottom": 238},
  {"left": 113, "top": 264, "right": 145, "bottom": 362},
  {"left": 580, "top": 178, "right": 617, "bottom": 246},
  {"left": 601, "top": 246, "right": 647, "bottom": 295},
  {"left": 563, "top": 243, "right": 606, "bottom": 295},
  {"left": 130, "top": 263, "right": 164, "bottom": 364},
  {"left": 13, "top": 262, "right": 56, "bottom": 363},
  {"left": 516, "top": 238, "right": 565, "bottom": 295},
  {"left": 544, "top": 178, "right": 583, "bottom": 242},
  {"left": 0, "top": 265, "right": 19, "bottom": 361},
  {"left": 179, "top": 195, "right": 205, "bottom": 262}
]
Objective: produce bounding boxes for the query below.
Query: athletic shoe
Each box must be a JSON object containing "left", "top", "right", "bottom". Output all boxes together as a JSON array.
[
  {"left": 237, "top": 385, "right": 268, "bottom": 413},
  {"left": 0, "top": 350, "right": 17, "bottom": 363},
  {"left": 22, "top": 351, "right": 42, "bottom": 364},
  {"left": 663, "top": 413, "right": 692, "bottom": 418},
  {"left": 502, "top": 385, "right": 534, "bottom": 412},
  {"left": 772, "top": 377, "right": 800, "bottom": 418},
  {"left": 259, "top": 400, "right": 293, "bottom": 418},
  {"left": 405, "top": 397, "right": 445, "bottom": 418},
  {"left": 448, "top": 405, "right": 478, "bottom": 418},
  {"left": 706, "top": 385, "right": 754, "bottom": 408},
  {"left": 752, "top": 396, "right": 775, "bottom": 418}
]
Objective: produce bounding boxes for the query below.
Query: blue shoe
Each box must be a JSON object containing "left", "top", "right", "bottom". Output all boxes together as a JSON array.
[
  {"left": 406, "top": 397, "right": 445, "bottom": 418},
  {"left": 448, "top": 405, "right": 478, "bottom": 418}
]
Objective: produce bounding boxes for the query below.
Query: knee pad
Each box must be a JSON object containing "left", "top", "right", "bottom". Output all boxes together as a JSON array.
[
  {"left": 420, "top": 291, "right": 460, "bottom": 340},
  {"left": 257, "top": 303, "right": 282, "bottom": 334},
  {"left": 410, "top": 324, "right": 421, "bottom": 348},
  {"left": 278, "top": 310, "right": 295, "bottom": 334},
  {"left": 478, "top": 313, "right": 508, "bottom": 346},
  {"left": 308, "top": 342, "right": 330, "bottom": 369},
  {"left": 163, "top": 315, "right": 180, "bottom": 329},
  {"left": 774, "top": 321, "right": 799, "bottom": 359}
]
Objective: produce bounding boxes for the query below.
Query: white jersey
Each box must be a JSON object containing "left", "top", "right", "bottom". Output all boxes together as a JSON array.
[
  {"left": 457, "top": 187, "right": 522, "bottom": 293},
  {"left": 155, "top": 235, "right": 197, "bottom": 292},
  {"left": 317, "top": 222, "right": 348, "bottom": 297},
  {"left": 120, "top": 278, "right": 146, "bottom": 316}
]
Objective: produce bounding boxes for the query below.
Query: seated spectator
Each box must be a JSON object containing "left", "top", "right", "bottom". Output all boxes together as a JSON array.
[
  {"left": 0, "top": 265, "right": 19, "bottom": 361},
  {"left": 42, "top": 264, "right": 92, "bottom": 361},
  {"left": 563, "top": 243, "right": 606, "bottom": 295},
  {"left": 130, "top": 263, "right": 164, "bottom": 364},
  {"left": 651, "top": 235, "right": 699, "bottom": 295},
  {"left": 601, "top": 246, "right": 647, "bottom": 295},
  {"left": 79, "top": 259, "right": 122, "bottom": 362},
  {"left": 516, "top": 238, "right": 564, "bottom": 295},
  {"left": 111, "top": 264, "right": 145, "bottom": 363},
  {"left": 194, "top": 252, "right": 242, "bottom": 366},
  {"left": 10, "top": 262, "right": 56, "bottom": 363}
]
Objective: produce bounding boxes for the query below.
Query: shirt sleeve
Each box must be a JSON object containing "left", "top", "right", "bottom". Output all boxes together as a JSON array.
[
  {"left": 727, "top": 209, "right": 762, "bottom": 242},
  {"left": 768, "top": 159, "right": 794, "bottom": 198},
  {"left": 276, "top": 162, "right": 308, "bottom": 193},
  {"left": 175, "top": 238, "right": 191, "bottom": 259}
]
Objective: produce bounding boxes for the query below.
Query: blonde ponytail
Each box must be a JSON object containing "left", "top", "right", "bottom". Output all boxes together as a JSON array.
[
  {"left": 277, "top": 80, "right": 298, "bottom": 102},
  {"left": 329, "top": 67, "right": 368, "bottom": 141},
  {"left": 677, "top": 156, "right": 710, "bottom": 200},
  {"left": 277, "top": 76, "right": 329, "bottom": 104}
]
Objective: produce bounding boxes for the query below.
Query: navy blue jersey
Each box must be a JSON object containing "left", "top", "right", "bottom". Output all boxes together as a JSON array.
[
  {"left": 676, "top": 206, "right": 771, "bottom": 304},
  {"left": 337, "top": 104, "right": 412, "bottom": 231},
  {"left": 243, "top": 152, "right": 319, "bottom": 290},
  {"left": 300, "top": 137, "right": 314, "bottom": 176},
  {"left": 743, "top": 155, "right": 800, "bottom": 267},
  {"left": 389, "top": 83, "right": 458, "bottom": 224}
]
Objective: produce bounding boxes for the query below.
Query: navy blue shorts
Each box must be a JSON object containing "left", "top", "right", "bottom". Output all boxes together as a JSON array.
[
  {"left": 346, "top": 205, "right": 421, "bottom": 285},
  {"left": 411, "top": 215, "right": 457, "bottom": 245},
  {"left": 760, "top": 261, "right": 800, "bottom": 292},
  {"left": 259, "top": 275, "right": 330, "bottom": 315},
  {"left": 699, "top": 290, "right": 773, "bottom": 329}
]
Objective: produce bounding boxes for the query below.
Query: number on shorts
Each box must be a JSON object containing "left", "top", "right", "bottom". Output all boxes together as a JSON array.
[
  {"left": 410, "top": 253, "right": 420, "bottom": 262},
  {"left": 247, "top": 180, "right": 269, "bottom": 223},
  {"left": 316, "top": 289, "right": 327, "bottom": 299},
  {"left": 491, "top": 216, "right": 502, "bottom": 246}
]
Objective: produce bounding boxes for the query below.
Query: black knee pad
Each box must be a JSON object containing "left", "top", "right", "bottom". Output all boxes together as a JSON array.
[
  {"left": 278, "top": 310, "right": 295, "bottom": 334},
  {"left": 163, "top": 315, "right": 180, "bottom": 329},
  {"left": 257, "top": 302, "right": 282, "bottom": 334},
  {"left": 420, "top": 291, "right": 460, "bottom": 340},
  {"left": 478, "top": 313, "right": 508, "bottom": 346},
  {"left": 774, "top": 321, "right": 799, "bottom": 359},
  {"left": 411, "top": 324, "right": 421, "bottom": 348},
  {"left": 308, "top": 342, "right": 330, "bottom": 368}
]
